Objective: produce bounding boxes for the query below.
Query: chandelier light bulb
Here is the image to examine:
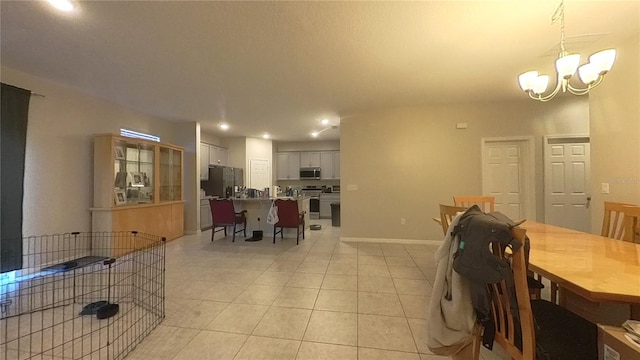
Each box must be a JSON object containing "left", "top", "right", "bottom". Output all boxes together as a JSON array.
[
  {"left": 578, "top": 63, "right": 599, "bottom": 84},
  {"left": 555, "top": 54, "right": 580, "bottom": 79},
  {"left": 532, "top": 75, "right": 550, "bottom": 95},
  {"left": 589, "top": 49, "right": 616, "bottom": 74},
  {"left": 518, "top": 71, "right": 539, "bottom": 92}
]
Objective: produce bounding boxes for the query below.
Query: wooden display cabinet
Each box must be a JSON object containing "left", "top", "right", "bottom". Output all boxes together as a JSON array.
[{"left": 91, "top": 134, "right": 184, "bottom": 255}]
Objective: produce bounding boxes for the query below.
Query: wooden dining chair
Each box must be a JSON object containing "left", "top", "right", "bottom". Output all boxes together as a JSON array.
[
  {"left": 453, "top": 196, "right": 495, "bottom": 213},
  {"left": 439, "top": 204, "right": 467, "bottom": 235},
  {"left": 478, "top": 227, "right": 598, "bottom": 360},
  {"left": 621, "top": 205, "right": 640, "bottom": 243},
  {"left": 485, "top": 227, "right": 535, "bottom": 359},
  {"left": 273, "top": 199, "right": 306, "bottom": 245},
  {"left": 601, "top": 201, "right": 639, "bottom": 242},
  {"left": 210, "top": 198, "right": 247, "bottom": 242}
]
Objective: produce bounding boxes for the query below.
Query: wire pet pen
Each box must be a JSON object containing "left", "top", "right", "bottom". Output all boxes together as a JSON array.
[{"left": 0, "top": 231, "right": 165, "bottom": 360}]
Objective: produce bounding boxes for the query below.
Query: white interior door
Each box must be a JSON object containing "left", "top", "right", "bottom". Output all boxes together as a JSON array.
[
  {"left": 544, "top": 136, "right": 591, "bottom": 232},
  {"left": 482, "top": 138, "right": 535, "bottom": 221}
]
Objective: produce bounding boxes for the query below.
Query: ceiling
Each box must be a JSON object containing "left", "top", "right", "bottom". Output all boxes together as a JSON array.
[{"left": 1, "top": 1, "right": 638, "bottom": 141}]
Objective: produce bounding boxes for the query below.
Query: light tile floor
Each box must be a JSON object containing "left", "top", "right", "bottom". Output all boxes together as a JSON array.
[{"left": 127, "top": 219, "right": 506, "bottom": 360}]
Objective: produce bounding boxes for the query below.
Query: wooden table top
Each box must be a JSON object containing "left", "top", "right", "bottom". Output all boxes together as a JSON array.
[{"left": 523, "top": 221, "right": 640, "bottom": 304}]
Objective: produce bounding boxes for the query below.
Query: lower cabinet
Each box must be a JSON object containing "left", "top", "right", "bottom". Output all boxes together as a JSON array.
[
  {"left": 200, "top": 199, "right": 213, "bottom": 230},
  {"left": 319, "top": 194, "right": 340, "bottom": 219},
  {"left": 91, "top": 202, "right": 184, "bottom": 257}
]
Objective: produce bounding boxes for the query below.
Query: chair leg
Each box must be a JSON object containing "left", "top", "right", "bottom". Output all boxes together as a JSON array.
[
  {"left": 243, "top": 219, "right": 247, "bottom": 237},
  {"left": 224, "top": 227, "right": 227, "bottom": 236},
  {"left": 551, "top": 282, "right": 558, "bottom": 304},
  {"left": 232, "top": 224, "right": 236, "bottom": 242},
  {"left": 273, "top": 226, "right": 277, "bottom": 244},
  {"left": 296, "top": 227, "right": 299, "bottom": 245},
  {"left": 211, "top": 226, "right": 215, "bottom": 242}
]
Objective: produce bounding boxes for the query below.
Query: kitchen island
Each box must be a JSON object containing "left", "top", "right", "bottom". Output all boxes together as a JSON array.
[{"left": 206, "top": 196, "right": 310, "bottom": 240}]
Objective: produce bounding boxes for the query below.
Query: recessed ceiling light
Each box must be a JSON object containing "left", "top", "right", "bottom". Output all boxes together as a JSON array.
[
  {"left": 219, "top": 123, "right": 229, "bottom": 130},
  {"left": 321, "top": 119, "right": 330, "bottom": 125},
  {"left": 311, "top": 131, "right": 319, "bottom": 138},
  {"left": 262, "top": 133, "right": 270, "bottom": 139},
  {"left": 47, "top": 0, "right": 75, "bottom": 12}
]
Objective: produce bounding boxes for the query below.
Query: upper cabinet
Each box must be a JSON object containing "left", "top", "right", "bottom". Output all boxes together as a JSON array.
[
  {"left": 200, "top": 143, "right": 229, "bottom": 180},
  {"left": 276, "top": 152, "right": 300, "bottom": 180},
  {"left": 200, "top": 143, "right": 210, "bottom": 180},
  {"left": 299, "top": 152, "right": 321, "bottom": 168},
  {"left": 94, "top": 134, "right": 184, "bottom": 208},
  {"left": 320, "top": 151, "right": 340, "bottom": 179},
  {"left": 209, "top": 145, "right": 228, "bottom": 166},
  {"left": 276, "top": 151, "right": 340, "bottom": 180}
]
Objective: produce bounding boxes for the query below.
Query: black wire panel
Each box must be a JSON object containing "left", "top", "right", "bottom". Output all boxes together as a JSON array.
[{"left": 0, "top": 231, "right": 166, "bottom": 360}]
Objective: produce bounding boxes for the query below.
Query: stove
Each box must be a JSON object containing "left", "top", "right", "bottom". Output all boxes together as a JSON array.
[{"left": 301, "top": 187, "right": 322, "bottom": 219}]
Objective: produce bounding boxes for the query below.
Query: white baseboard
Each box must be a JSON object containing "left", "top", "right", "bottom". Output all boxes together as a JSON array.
[{"left": 339, "top": 237, "right": 442, "bottom": 245}]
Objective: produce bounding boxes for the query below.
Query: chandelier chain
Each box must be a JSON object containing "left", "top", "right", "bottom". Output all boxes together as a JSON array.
[{"left": 551, "top": 0, "right": 566, "bottom": 55}]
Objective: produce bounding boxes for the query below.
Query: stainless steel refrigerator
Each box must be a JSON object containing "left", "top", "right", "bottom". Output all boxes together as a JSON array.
[{"left": 201, "top": 166, "right": 243, "bottom": 198}]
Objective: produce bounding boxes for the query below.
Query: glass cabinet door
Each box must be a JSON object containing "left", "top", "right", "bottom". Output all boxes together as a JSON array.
[
  {"left": 159, "top": 147, "right": 182, "bottom": 202},
  {"left": 113, "top": 139, "right": 154, "bottom": 205}
]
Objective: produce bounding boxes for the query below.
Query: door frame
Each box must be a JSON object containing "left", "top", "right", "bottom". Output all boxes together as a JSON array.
[
  {"left": 542, "top": 134, "right": 591, "bottom": 225},
  {"left": 481, "top": 136, "right": 536, "bottom": 220}
]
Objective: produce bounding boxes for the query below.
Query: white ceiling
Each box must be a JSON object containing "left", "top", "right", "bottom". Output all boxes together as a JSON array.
[{"left": 1, "top": 1, "right": 638, "bottom": 141}]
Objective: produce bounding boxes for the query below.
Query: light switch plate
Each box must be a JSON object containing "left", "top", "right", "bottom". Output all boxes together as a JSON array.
[
  {"left": 601, "top": 182, "right": 610, "bottom": 194},
  {"left": 347, "top": 185, "right": 358, "bottom": 191}
]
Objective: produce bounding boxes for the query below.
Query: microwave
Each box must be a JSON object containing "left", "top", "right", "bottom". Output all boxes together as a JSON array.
[{"left": 300, "top": 167, "right": 321, "bottom": 180}]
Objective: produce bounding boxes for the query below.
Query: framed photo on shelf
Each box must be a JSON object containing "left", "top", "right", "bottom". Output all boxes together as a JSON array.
[
  {"left": 114, "top": 172, "right": 127, "bottom": 189},
  {"left": 114, "top": 189, "right": 127, "bottom": 205},
  {"left": 114, "top": 146, "right": 125, "bottom": 160},
  {"left": 131, "top": 172, "right": 145, "bottom": 187}
]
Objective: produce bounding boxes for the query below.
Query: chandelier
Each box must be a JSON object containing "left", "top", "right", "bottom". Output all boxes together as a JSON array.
[{"left": 517, "top": 0, "right": 616, "bottom": 102}]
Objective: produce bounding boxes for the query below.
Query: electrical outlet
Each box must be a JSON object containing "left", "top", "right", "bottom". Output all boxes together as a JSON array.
[{"left": 400, "top": 218, "right": 406, "bottom": 225}]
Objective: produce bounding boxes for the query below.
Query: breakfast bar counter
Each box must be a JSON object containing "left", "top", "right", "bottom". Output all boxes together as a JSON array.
[{"left": 231, "top": 197, "right": 310, "bottom": 239}]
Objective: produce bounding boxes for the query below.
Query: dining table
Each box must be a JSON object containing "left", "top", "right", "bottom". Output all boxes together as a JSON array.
[{"left": 522, "top": 220, "right": 640, "bottom": 324}]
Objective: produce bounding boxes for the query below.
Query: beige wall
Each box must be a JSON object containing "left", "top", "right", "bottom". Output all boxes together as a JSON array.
[
  {"left": 1, "top": 66, "right": 193, "bottom": 236},
  {"left": 340, "top": 98, "right": 590, "bottom": 241},
  {"left": 589, "top": 33, "right": 640, "bottom": 234},
  {"left": 222, "top": 137, "right": 248, "bottom": 170}
]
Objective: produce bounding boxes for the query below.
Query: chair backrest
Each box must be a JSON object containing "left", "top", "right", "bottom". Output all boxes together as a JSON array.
[
  {"left": 621, "top": 205, "right": 640, "bottom": 243},
  {"left": 487, "top": 227, "right": 535, "bottom": 360},
  {"left": 453, "top": 196, "right": 495, "bottom": 213},
  {"left": 601, "top": 201, "right": 640, "bottom": 242},
  {"left": 274, "top": 199, "right": 300, "bottom": 227},
  {"left": 210, "top": 198, "right": 236, "bottom": 224},
  {"left": 439, "top": 204, "right": 467, "bottom": 235}
]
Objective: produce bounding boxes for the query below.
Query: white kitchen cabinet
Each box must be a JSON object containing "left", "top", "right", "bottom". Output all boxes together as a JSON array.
[
  {"left": 200, "top": 143, "right": 210, "bottom": 180},
  {"left": 320, "top": 151, "right": 340, "bottom": 179},
  {"left": 299, "top": 152, "right": 321, "bottom": 167},
  {"left": 200, "top": 198, "right": 213, "bottom": 230},
  {"left": 276, "top": 152, "right": 300, "bottom": 180},
  {"left": 319, "top": 193, "right": 340, "bottom": 219},
  {"left": 209, "top": 145, "right": 228, "bottom": 166}
]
